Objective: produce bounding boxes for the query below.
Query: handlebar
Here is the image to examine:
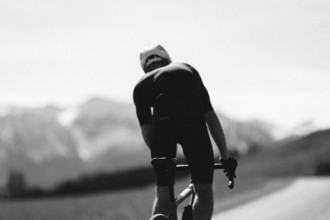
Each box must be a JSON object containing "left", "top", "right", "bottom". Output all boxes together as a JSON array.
[
  {"left": 175, "top": 163, "right": 224, "bottom": 170},
  {"left": 175, "top": 163, "right": 235, "bottom": 189}
]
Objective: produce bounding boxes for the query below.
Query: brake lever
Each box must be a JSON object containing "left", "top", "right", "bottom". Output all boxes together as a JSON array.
[{"left": 228, "top": 176, "right": 234, "bottom": 189}]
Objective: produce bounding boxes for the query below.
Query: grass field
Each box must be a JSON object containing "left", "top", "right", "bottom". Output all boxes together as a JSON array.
[
  {"left": 0, "top": 185, "right": 154, "bottom": 220},
  {"left": 0, "top": 173, "right": 291, "bottom": 220},
  {"left": 1, "top": 129, "right": 329, "bottom": 220}
]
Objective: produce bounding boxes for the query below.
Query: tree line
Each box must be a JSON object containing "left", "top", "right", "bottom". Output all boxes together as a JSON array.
[{"left": 4, "top": 164, "right": 190, "bottom": 199}]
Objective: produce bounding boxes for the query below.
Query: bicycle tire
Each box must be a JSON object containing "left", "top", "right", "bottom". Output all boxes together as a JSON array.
[{"left": 149, "top": 214, "right": 168, "bottom": 220}]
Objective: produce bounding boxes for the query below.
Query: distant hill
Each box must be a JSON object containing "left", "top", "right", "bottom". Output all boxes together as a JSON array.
[
  {"left": 0, "top": 97, "right": 276, "bottom": 189},
  {"left": 0, "top": 106, "right": 84, "bottom": 188},
  {"left": 237, "top": 129, "right": 330, "bottom": 178}
]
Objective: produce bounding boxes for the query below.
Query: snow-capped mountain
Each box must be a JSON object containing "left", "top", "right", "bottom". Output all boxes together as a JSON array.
[{"left": 0, "top": 97, "right": 275, "bottom": 188}]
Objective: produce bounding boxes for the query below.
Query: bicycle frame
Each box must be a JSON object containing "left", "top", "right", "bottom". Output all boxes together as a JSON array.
[
  {"left": 149, "top": 158, "right": 234, "bottom": 220},
  {"left": 167, "top": 183, "right": 194, "bottom": 220},
  {"left": 166, "top": 163, "right": 225, "bottom": 220}
]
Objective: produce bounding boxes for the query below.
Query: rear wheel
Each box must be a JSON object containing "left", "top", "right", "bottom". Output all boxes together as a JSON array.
[{"left": 149, "top": 214, "right": 168, "bottom": 220}]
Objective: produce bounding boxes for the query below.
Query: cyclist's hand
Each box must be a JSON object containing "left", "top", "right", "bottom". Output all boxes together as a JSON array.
[{"left": 220, "top": 156, "right": 238, "bottom": 180}]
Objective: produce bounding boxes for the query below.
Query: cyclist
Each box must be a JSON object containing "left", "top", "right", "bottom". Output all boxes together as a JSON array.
[{"left": 133, "top": 44, "right": 237, "bottom": 220}]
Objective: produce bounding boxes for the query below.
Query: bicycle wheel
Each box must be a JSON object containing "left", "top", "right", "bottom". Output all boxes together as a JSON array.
[
  {"left": 149, "top": 214, "right": 168, "bottom": 220},
  {"left": 182, "top": 205, "right": 193, "bottom": 220}
]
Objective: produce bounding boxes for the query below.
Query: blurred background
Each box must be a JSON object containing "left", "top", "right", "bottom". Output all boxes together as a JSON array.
[{"left": 0, "top": 0, "right": 329, "bottom": 219}]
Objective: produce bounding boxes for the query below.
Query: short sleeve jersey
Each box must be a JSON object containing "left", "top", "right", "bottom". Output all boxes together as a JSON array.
[{"left": 133, "top": 62, "right": 213, "bottom": 126}]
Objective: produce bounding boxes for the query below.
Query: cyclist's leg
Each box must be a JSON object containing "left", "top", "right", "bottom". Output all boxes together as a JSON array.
[
  {"left": 180, "top": 118, "right": 214, "bottom": 220},
  {"left": 192, "top": 184, "right": 214, "bottom": 220},
  {"left": 152, "top": 186, "right": 171, "bottom": 216},
  {"left": 150, "top": 119, "right": 177, "bottom": 217}
]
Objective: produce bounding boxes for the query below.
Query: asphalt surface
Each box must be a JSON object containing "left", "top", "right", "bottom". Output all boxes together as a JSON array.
[{"left": 213, "top": 177, "right": 330, "bottom": 220}]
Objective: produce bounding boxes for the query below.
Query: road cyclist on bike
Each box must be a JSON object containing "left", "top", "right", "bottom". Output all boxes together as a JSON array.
[{"left": 133, "top": 44, "right": 238, "bottom": 220}]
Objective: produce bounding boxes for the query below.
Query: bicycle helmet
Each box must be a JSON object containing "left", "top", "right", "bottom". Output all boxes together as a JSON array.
[{"left": 140, "top": 44, "right": 172, "bottom": 72}]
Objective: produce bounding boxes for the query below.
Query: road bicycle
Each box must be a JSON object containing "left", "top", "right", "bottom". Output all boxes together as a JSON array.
[{"left": 149, "top": 158, "right": 235, "bottom": 220}]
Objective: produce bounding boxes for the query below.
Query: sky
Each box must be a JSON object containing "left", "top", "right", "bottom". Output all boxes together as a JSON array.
[{"left": 1, "top": 0, "right": 329, "bottom": 132}]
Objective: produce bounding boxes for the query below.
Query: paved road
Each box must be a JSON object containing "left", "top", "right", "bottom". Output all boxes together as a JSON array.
[{"left": 213, "top": 177, "right": 330, "bottom": 220}]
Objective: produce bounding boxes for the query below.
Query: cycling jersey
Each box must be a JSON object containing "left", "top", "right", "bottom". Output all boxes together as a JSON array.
[{"left": 133, "top": 62, "right": 214, "bottom": 126}]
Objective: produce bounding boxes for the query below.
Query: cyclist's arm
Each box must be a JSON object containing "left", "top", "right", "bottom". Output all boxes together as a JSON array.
[
  {"left": 133, "top": 85, "right": 153, "bottom": 149},
  {"left": 204, "top": 110, "right": 230, "bottom": 160},
  {"left": 141, "top": 124, "right": 152, "bottom": 149},
  {"left": 195, "top": 71, "right": 230, "bottom": 160}
]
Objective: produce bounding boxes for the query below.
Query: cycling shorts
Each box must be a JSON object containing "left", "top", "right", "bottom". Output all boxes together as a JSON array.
[{"left": 150, "top": 116, "right": 214, "bottom": 186}]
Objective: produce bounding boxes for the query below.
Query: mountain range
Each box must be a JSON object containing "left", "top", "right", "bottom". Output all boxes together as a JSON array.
[{"left": 0, "top": 97, "right": 280, "bottom": 189}]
